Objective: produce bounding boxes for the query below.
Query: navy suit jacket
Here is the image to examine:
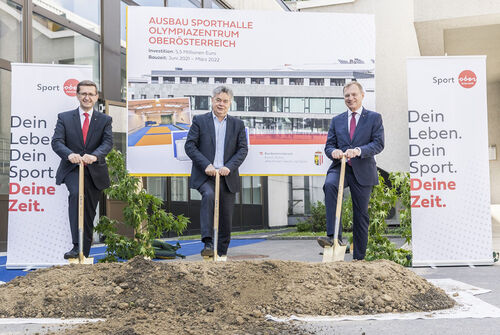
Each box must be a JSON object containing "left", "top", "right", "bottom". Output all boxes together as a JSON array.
[
  {"left": 185, "top": 112, "right": 248, "bottom": 193},
  {"left": 325, "top": 107, "right": 384, "bottom": 186},
  {"left": 51, "top": 108, "right": 113, "bottom": 191}
]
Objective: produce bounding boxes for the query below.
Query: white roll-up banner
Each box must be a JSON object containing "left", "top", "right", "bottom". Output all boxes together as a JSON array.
[
  {"left": 407, "top": 56, "right": 492, "bottom": 266},
  {"left": 7, "top": 63, "right": 93, "bottom": 269}
]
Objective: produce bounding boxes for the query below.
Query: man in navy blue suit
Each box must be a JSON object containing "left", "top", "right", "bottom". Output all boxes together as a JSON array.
[
  {"left": 51, "top": 80, "right": 113, "bottom": 259},
  {"left": 318, "top": 81, "right": 384, "bottom": 260},
  {"left": 185, "top": 86, "right": 248, "bottom": 257}
]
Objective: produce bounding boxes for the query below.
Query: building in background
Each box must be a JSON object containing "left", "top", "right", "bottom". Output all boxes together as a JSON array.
[{"left": 2, "top": 0, "right": 500, "bottom": 250}]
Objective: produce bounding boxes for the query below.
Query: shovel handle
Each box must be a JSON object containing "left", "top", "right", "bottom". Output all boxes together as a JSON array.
[
  {"left": 78, "top": 162, "right": 85, "bottom": 263},
  {"left": 333, "top": 156, "right": 346, "bottom": 241},
  {"left": 213, "top": 170, "right": 220, "bottom": 261}
]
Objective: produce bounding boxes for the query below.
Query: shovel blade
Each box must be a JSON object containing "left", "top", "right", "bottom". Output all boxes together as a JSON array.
[
  {"left": 68, "top": 256, "right": 94, "bottom": 265},
  {"left": 322, "top": 242, "right": 347, "bottom": 263}
]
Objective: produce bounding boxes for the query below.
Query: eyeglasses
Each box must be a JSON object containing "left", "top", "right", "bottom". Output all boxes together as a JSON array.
[{"left": 78, "top": 93, "right": 97, "bottom": 97}]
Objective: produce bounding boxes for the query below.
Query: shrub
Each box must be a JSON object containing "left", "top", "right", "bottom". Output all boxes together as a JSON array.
[{"left": 95, "top": 149, "right": 189, "bottom": 262}]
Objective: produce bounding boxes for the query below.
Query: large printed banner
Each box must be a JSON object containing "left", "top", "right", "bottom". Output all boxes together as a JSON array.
[
  {"left": 7, "top": 64, "right": 92, "bottom": 269},
  {"left": 407, "top": 57, "right": 492, "bottom": 266},
  {"left": 127, "top": 7, "right": 375, "bottom": 175}
]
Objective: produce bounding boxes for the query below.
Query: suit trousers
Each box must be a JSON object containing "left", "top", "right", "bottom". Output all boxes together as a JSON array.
[
  {"left": 324, "top": 164, "right": 373, "bottom": 260},
  {"left": 64, "top": 166, "right": 101, "bottom": 257},
  {"left": 198, "top": 177, "right": 235, "bottom": 255}
]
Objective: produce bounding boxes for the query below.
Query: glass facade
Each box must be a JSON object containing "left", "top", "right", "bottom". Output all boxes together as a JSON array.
[
  {"left": 171, "top": 177, "right": 188, "bottom": 202},
  {"left": 0, "top": 69, "right": 10, "bottom": 195},
  {"left": 32, "top": 12, "right": 101, "bottom": 86},
  {"left": 0, "top": 0, "right": 22, "bottom": 62},
  {"left": 34, "top": 0, "right": 101, "bottom": 30},
  {"left": 0, "top": 0, "right": 269, "bottom": 250},
  {"left": 146, "top": 177, "right": 166, "bottom": 201}
]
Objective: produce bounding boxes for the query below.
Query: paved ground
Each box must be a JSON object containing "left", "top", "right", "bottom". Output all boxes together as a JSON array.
[{"left": 1, "top": 232, "right": 499, "bottom": 334}]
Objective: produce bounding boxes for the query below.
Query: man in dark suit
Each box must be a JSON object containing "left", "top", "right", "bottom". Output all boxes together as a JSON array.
[
  {"left": 51, "top": 80, "right": 113, "bottom": 259},
  {"left": 318, "top": 81, "right": 384, "bottom": 260},
  {"left": 185, "top": 86, "right": 248, "bottom": 257}
]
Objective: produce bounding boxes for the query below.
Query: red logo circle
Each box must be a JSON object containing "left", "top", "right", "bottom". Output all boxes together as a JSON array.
[
  {"left": 458, "top": 70, "right": 477, "bottom": 88},
  {"left": 63, "top": 79, "right": 79, "bottom": 96}
]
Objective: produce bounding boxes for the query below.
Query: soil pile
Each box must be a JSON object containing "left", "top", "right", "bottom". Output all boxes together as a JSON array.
[{"left": 0, "top": 258, "right": 455, "bottom": 334}]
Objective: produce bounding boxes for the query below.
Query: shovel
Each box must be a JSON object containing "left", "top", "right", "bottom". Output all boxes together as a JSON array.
[
  {"left": 203, "top": 170, "right": 226, "bottom": 262},
  {"left": 322, "top": 155, "right": 347, "bottom": 262},
  {"left": 69, "top": 162, "right": 94, "bottom": 265}
]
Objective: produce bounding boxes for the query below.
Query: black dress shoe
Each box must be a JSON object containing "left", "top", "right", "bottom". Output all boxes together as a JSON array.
[
  {"left": 64, "top": 247, "right": 79, "bottom": 259},
  {"left": 317, "top": 236, "right": 345, "bottom": 248},
  {"left": 201, "top": 241, "right": 214, "bottom": 257}
]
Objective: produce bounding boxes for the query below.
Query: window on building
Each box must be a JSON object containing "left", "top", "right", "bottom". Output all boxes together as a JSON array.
[
  {"left": 0, "top": 0, "right": 22, "bottom": 62},
  {"left": 289, "top": 78, "right": 304, "bottom": 86},
  {"left": 154, "top": 94, "right": 160, "bottom": 99},
  {"left": 248, "top": 97, "right": 265, "bottom": 112},
  {"left": 270, "top": 78, "right": 283, "bottom": 85},
  {"left": 167, "top": 0, "right": 198, "bottom": 7},
  {"left": 32, "top": 12, "right": 101, "bottom": 87},
  {"left": 252, "top": 176, "right": 262, "bottom": 204},
  {"left": 120, "top": 1, "right": 127, "bottom": 46},
  {"left": 233, "top": 96, "right": 245, "bottom": 111},
  {"left": 151, "top": 76, "right": 159, "bottom": 84},
  {"left": 135, "top": 0, "right": 164, "bottom": 6},
  {"left": 141, "top": 94, "right": 147, "bottom": 99},
  {"left": 34, "top": 0, "right": 101, "bottom": 32},
  {"left": 214, "top": 77, "right": 226, "bottom": 83},
  {"left": 146, "top": 177, "right": 166, "bottom": 201},
  {"left": 289, "top": 98, "right": 305, "bottom": 113},
  {"left": 163, "top": 76, "right": 175, "bottom": 83},
  {"left": 190, "top": 188, "right": 202, "bottom": 200},
  {"left": 131, "top": 94, "right": 135, "bottom": 99},
  {"left": 251, "top": 78, "right": 264, "bottom": 84},
  {"left": 241, "top": 176, "right": 262, "bottom": 204},
  {"left": 180, "top": 77, "right": 192, "bottom": 84},
  {"left": 242, "top": 176, "right": 252, "bottom": 204},
  {"left": 310, "top": 78, "right": 324, "bottom": 86},
  {"left": 171, "top": 177, "right": 188, "bottom": 202},
  {"left": 330, "top": 78, "right": 346, "bottom": 86},
  {"left": 330, "top": 98, "right": 345, "bottom": 114},
  {"left": 269, "top": 97, "right": 283, "bottom": 113},
  {"left": 194, "top": 96, "right": 209, "bottom": 110},
  {"left": 197, "top": 77, "right": 209, "bottom": 83},
  {"left": 232, "top": 77, "right": 245, "bottom": 84},
  {"left": 309, "top": 98, "right": 326, "bottom": 114}
]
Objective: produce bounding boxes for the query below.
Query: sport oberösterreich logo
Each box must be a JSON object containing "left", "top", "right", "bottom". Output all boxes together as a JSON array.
[
  {"left": 63, "top": 79, "right": 79, "bottom": 96},
  {"left": 458, "top": 70, "right": 477, "bottom": 88}
]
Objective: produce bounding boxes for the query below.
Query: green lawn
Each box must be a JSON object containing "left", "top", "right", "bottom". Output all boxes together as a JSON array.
[
  {"left": 279, "top": 231, "right": 353, "bottom": 240},
  {"left": 177, "top": 228, "right": 290, "bottom": 240}
]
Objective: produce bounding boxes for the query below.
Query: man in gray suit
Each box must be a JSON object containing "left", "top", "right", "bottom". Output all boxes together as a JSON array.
[{"left": 185, "top": 86, "right": 248, "bottom": 257}]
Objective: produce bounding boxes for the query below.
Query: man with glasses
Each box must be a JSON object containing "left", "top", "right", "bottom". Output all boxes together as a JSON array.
[
  {"left": 51, "top": 80, "right": 113, "bottom": 260},
  {"left": 185, "top": 86, "right": 248, "bottom": 258}
]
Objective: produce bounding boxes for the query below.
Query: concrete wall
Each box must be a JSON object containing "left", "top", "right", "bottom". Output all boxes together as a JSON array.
[
  {"left": 300, "top": 0, "right": 421, "bottom": 173},
  {"left": 414, "top": 0, "right": 500, "bottom": 22},
  {"left": 443, "top": 24, "right": 500, "bottom": 203}
]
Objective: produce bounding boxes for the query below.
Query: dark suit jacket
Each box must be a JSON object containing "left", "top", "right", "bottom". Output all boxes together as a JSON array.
[
  {"left": 185, "top": 112, "right": 248, "bottom": 193},
  {"left": 325, "top": 107, "right": 384, "bottom": 186},
  {"left": 51, "top": 108, "right": 113, "bottom": 191}
]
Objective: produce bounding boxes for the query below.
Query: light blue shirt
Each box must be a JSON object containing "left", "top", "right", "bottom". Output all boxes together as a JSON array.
[{"left": 212, "top": 112, "right": 227, "bottom": 169}]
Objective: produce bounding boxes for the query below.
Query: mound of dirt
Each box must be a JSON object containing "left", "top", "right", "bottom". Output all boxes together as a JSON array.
[{"left": 0, "top": 258, "right": 455, "bottom": 334}]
